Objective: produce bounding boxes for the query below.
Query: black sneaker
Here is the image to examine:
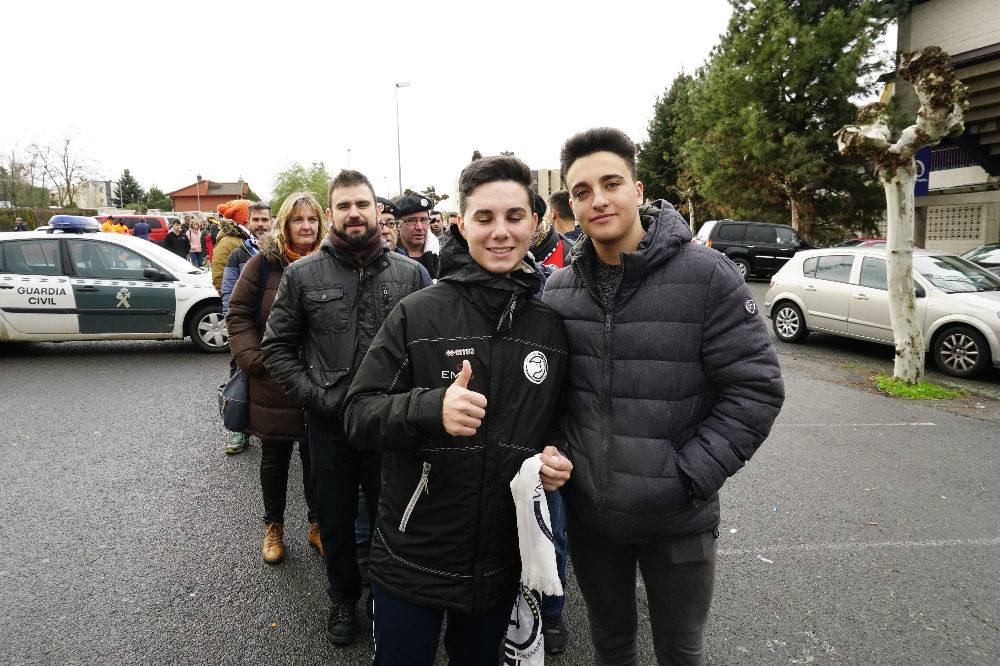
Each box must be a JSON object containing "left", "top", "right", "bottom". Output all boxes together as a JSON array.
[
  {"left": 542, "top": 616, "right": 568, "bottom": 655},
  {"left": 326, "top": 601, "right": 357, "bottom": 646}
]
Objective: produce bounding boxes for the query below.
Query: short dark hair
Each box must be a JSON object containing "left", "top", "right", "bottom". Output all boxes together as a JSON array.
[
  {"left": 559, "top": 127, "right": 637, "bottom": 182},
  {"left": 328, "top": 169, "right": 376, "bottom": 205},
  {"left": 457, "top": 155, "right": 532, "bottom": 215},
  {"left": 548, "top": 190, "right": 573, "bottom": 221},
  {"left": 248, "top": 202, "right": 270, "bottom": 215}
]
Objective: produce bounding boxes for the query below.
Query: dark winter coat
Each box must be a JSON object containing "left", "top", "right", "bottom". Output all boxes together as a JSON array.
[
  {"left": 221, "top": 239, "right": 259, "bottom": 315},
  {"left": 261, "top": 237, "right": 427, "bottom": 419},
  {"left": 227, "top": 232, "right": 305, "bottom": 442},
  {"left": 343, "top": 227, "right": 569, "bottom": 616},
  {"left": 542, "top": 201, "right": 784, "bottom": 542},
  {"left": 132, "top": 220, "right": 151, "bottom": 240},
  {"left": 163, "top": 230, "right": 190, "bottom": 258}
]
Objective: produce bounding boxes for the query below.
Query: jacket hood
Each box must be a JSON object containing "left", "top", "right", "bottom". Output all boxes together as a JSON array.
[
  {"left": 216, "top": 218, "right": 249, "bottom": 242},
  {"left": 437, "top": 225, "right": 542, "bottom": 330},
  {"left": 572, "top": 200, "right": 692, "bottom": 284},
  {"left": 257, "top": 230, "right": 290, "bottom": 268}
]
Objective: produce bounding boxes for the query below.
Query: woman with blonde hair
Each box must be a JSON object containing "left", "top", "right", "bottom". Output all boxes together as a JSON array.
[{"left": 226, "top": 192, "right": 328, "bottom": 564}]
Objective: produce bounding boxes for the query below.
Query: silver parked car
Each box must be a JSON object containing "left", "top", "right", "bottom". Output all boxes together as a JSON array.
[{"left": 763, "top": 247, "right": 1000, "bottom": 378}]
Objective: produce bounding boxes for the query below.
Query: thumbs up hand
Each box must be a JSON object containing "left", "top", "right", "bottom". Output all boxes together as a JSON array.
[{"left": 442, "top": 360, "right": 488, "bottom": 437}]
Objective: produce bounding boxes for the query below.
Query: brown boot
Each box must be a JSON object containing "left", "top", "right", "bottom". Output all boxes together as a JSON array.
[
  {"left": 309, "top": 521, "right": 324, "bottom": 556},
  {"left": 262, "top": 522, "right": 285, "bottom": 564}
]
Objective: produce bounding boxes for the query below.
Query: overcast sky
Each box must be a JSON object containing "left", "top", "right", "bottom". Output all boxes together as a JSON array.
[{"left": 5, "top": 1, "right": 737, "bottom": 208}]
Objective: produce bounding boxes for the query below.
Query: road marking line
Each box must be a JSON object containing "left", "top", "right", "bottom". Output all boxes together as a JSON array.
[
  {"left": 720, "top": 537, "right": 1000, "bottom": 558},
  {"left": 773, "top": 422, "right": 936, "bottom": 427}
]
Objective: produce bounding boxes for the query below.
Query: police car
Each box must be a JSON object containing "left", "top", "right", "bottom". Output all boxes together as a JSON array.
[{"left": 0, "top": 216, "right": 227, "bottom": 352}]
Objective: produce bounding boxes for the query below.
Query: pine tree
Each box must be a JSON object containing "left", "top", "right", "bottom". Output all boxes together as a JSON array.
[
  {"left": 681, "top": 0, "right": 896, "bottom": 239},
  {"left": 113, "top": 169, "right": 145, "bottom": 207}
]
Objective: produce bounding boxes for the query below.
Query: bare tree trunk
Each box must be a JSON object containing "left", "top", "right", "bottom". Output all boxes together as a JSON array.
[
  {"left": 883, "top": 169, "right": 924, "bottom": 383},
  {"left": 789, "top": 194, "right": 800, "bottom": 232},
  {"left": 688, "top": 195, "right": 695, "bottom": 234},
  {"left": 836, "top": 46, "right": 967, "bottom": 385}
]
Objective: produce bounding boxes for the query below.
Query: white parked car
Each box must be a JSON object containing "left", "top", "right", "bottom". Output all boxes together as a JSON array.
[
  {"left": 0, "top": 217, "right": 227, "bottom": 352},
  {"left": 763, "top": 247, "right": 1000, "bottom": 378}
]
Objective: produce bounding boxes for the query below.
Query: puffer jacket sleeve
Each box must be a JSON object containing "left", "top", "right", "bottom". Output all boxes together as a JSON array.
[
  {"left": 220, "top": 246, "right": 244, "bottom": 316},
  {"left": 675, "top": 258, "right": 785, "bottom": 500},
  {"left": 261, "top": 268, "right": 322, "bottom": 413},
  {"left": 343, "top": 301, "right": 448, "bottom": 451},
  {"left": 226, "top": 255, "right": 265, "bottom": 377}
]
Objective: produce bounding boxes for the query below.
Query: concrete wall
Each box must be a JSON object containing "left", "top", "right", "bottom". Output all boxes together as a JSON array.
[
  {"left": 916, "top": 189, "right": 1000, "bottom": 253},
  {"left": 909, "top": 0, "right": 1000, "bottom": 56}
]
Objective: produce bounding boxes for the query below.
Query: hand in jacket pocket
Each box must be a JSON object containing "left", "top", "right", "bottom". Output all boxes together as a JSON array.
[{"left": 442, "top": 360, "right": 488, "bottom": 437}]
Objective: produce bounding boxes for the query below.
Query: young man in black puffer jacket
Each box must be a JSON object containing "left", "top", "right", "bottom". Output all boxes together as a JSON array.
[
  {"left": 543, "top": 128, "right": 784, "bottom": 665},
  {"left": 343, "top": 155, "right": 574, "bottom": 665}
]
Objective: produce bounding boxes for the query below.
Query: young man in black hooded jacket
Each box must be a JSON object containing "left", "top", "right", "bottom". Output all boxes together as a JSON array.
[
  {"left": 343, "top": 155, "right": 574, "bottom": 665},
  {"left": 543, "top": 128, "right": 784, "bottom": 665}
]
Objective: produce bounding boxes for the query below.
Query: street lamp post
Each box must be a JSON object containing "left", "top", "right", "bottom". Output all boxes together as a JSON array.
[
  {"left": 195, "top": 174, "right": 202, "bottom": 212},
  {"left": 395, "top": 82, "right": 410, "bottom": 197}
]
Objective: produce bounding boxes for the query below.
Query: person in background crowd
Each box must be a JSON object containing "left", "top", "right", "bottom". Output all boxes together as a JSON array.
[
  {"left": 529, "top": 193, "right": 572, "bottom": 273},
  {"left": 187, "top": 219, "right": 205, "bottom": 267},
  {"left": 446, "top": 212, "right": 459, "bottom": 231},
  {"left": 114, "top": 218, "right": 129, "bottom": 234},
  {"left": 543, "top": 127, "right": 784, "bottom": 665},
  {"left": 429, "top": 211, "right": 444, "bottom": 238},
  {"left": 342, "top": 154, "right": 573, "bottom": 665},
  {"left": 208, "top": 216, "right": 221, "bottom": 245},
  {"left": 101, "top": 216, "right": 115, "bottom": 233},
  {"left": 376, "top": 197, "right": 398, "bottom": 250},
  {"left": 218, "top": 201, "right": 273, "bottom": 456},
  {"left": 211, "top": 200, "right": 254, "bottom": 294},
  {"left": 548, "top": 190, "right": 582, "bottom": 244},
  {"left": 164, "top": 219, "right": 191, "bottom": 258},
  {"left": 132, "top": 217, "right": 151, "bottom": 241},
  {"left": 262, "top": 170, "right": 427, "bottom": 647},
  {"left": 394, "top": 194, "right": 441, "bottom": 278},
  {"left": 13, "top": 217, "right": 28, "bottom": 232},
  {"left": 227, "top": 192, "right": 328, "bottom": 565}
]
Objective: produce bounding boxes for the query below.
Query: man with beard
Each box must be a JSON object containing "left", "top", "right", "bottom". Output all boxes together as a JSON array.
[
  {"left": 395, "top": 194, "right": 440, "bottom": 278},
  {"left": 262, "top": 170, "right": 426, "bottom": 647}
]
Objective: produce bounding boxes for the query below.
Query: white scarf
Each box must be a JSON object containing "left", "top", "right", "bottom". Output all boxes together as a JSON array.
[{"left": 503, "top": 455, "right": 562, "bottom": 665}]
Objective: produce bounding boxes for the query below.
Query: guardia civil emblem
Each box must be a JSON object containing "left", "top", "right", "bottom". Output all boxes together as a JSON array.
[{"left": 116, "top": 287, "right": 132, "bottom": 309}]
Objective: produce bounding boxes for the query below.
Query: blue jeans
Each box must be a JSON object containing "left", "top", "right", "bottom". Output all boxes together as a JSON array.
[
  {"left": 189, "top": 252, "right": 203, "bottom": 267},
  {"left": 540, "top": 489, "right": 567, "bottom": 621}
]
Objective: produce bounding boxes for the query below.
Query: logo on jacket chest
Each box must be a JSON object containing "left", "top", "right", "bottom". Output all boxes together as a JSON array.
[{"left": 523, "top": 351, "right": 548, "bottom": 384}]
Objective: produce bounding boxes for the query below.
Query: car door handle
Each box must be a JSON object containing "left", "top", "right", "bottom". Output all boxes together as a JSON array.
[
  {"left": 854, "top": 293, "right": 869, "bottom": 300},
  {"left": 75, "top": 286, "right": 100, "bottom": 292},
  {"left": 804, "top": 285, "right": 816, "bottom": 292}
]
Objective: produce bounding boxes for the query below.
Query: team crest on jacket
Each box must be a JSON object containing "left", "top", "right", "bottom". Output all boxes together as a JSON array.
[
  {"left": 744, "top": 299, "right": 757, "bottom": 316},
  {"left": 523, "top": 351, "right": 548, "bottom": 384}
]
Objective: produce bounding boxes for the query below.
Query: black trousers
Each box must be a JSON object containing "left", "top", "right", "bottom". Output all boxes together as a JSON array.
[
  {"left": 567, "top": 508, "right": 717, "bottom": 666},
  {"left": 260, "top": 440, "right": 317, "bottom": 524},
  {"left": 371, "top": 583, "right": 512, "bottom": 666},
  {"left": 308, "top": 414, "right": 380, "bottom": 603}
]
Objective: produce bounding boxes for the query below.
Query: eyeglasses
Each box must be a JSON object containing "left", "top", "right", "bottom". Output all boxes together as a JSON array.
[
  {"left": 378, "top": 221, "right": 398, "bottom": 229},
  {"left": 401, "top": 217, "right": 430, "bottom": 228}
]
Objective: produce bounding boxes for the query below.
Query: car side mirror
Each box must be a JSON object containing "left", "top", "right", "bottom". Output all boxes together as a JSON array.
[
  {"left": 914, "top": 284, "right": 926, "bottom": 298},
  {"left": 143, "top": 267, "right": 174, "bottom": 282}
]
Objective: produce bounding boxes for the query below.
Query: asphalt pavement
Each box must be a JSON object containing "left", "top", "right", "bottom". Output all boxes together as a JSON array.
[{"left": 2, "top": 298, "right": 998, "bottom": 664}]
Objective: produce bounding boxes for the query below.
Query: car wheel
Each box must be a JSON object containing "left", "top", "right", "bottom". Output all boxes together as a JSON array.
[
  {"left": 772, "top": 301, "right": 808, "bottom": 343},
  {"left": 933, "top": 326, "right": 990, "bottom": 378},
  {"left": 731, "top": 257, "right": 750, "bottom": 279},
  {"left": 188, "top": 303, "right": 229, "bottom": 353}
]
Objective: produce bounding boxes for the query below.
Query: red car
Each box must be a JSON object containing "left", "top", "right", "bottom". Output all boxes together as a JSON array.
[
  {"left": 95, "top": 214, "right": 179, "bottom": 245},
  {"left": 834, "top": 237, "right": 886, "bottom": 248}
]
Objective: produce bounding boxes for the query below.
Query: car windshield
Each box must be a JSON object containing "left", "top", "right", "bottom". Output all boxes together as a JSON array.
[
  {"left": 914, "top": 255, "right": 1000, "bottom": 293},
  {"left": 135, "top": 240, "right": 204, "bottom": 275},
  {"left": 962, "top": 244, "right": 1000, "bottom": 265}
]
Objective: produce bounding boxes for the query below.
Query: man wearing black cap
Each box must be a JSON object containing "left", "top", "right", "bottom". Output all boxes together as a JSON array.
[
  {"left": 377, "top": 197, "right": 399, "bottom": 250},
  {"left": 394, "top": 194, "right": 440, "bottom": 279}
]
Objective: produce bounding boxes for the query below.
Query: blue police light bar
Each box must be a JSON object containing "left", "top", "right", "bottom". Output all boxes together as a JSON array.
[{"left": 47, "top": 215, "right": 101, "bottom": 233}]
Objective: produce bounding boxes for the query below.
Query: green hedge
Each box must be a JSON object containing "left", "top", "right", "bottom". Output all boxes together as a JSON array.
[{"left": 0, "top": 207, "right": 98, "bottom": 231}]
